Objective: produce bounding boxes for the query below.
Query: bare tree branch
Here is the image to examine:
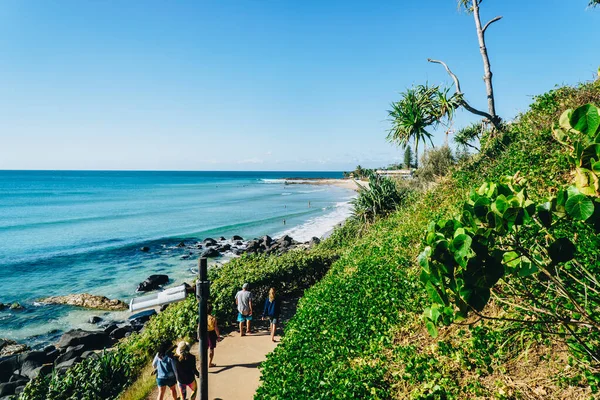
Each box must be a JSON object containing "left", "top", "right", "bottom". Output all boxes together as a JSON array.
[
  {"left": 427, "top": 58, "right": 498, "bottom": 125},
  {"left": 482, "top": 16, "right": 502, "bottom": 34}
]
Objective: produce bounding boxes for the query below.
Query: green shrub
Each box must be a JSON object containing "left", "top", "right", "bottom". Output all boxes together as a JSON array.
[{"left": 351, "top": 173, "right": 413, "bottom": 225}]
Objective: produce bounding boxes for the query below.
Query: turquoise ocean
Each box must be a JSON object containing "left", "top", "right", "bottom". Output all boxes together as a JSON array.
[{"left": 0, "top": 170, "right": 354, "bottom": 348}]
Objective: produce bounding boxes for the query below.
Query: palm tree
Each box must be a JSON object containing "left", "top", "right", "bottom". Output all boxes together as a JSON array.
[{"left": 387, "top": 84, "right": 461, "bottom": 162}]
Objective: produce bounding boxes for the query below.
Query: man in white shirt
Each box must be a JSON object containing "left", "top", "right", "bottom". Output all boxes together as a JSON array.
[{"left": 235, "top": 283, "right": 253, "bottom": 336}]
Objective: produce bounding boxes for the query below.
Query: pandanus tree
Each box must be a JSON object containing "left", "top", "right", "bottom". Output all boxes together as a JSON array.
[{"left": 387, "top": 84, "right": 462, "bottom": 165}]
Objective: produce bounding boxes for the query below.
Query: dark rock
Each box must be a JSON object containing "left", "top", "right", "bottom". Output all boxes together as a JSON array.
[
  {"left": 0, "top": 304, "right": 5, "bottom": 311},
  {"left": 203, "top": 238, "right": 217, "bottom": 246},
  {"left": 0, "top": 382, "right": 16, "bottom": 396},
  {"left": 136, "top": 274, "right": 169, "bottom": 292},
  {"left": 8, "top": 375, "right": 27, "bottom": 383},
  {"left": 9, "top": 303, "right": 23, "bottom": 311},
  {"left": 55, "top": 357, "right": 80, "bottom": 372},
  {"left": 309, "top": 237, "right": 321, "bottom": 247},
  {"left": 19, "top": 351, "right": 49, "bottom": 380},
  {"left": 219, "top": 243, "right": 231, "bottom": 252},
  {"left": 80, "top": 351, "right": 96, "bottom": 359},
  {"left": 235, "top": 241, "right": 243, "bottom": 246},
  {"left": 88, "top": 316, "right": 102, "bottom": 324},
  {"left": 54, "top": 345, "right": 85, "bottom": 367},
  {"left": 43, "top": 345, "right": 55, "bottom": 354},
  {"left": 245, "top": 240, "right": 260, "bottom": 253},
  {"left": 103, "top": 324, "right": 118, "bottom": 335},
  {"left": 201, "top": 248, "right": 220, "bottom": 258},
  {"left": 45, "top": 349, "right": 59, "bottom": 363},
  {"left": 140, "top": 246, "right": 150, "bottom": 252},
  {"left": 232, "top": 248, "right": 244, "bottom": 256},
  {"left": 176, "top": 241, "right": 186, "bottom": 248},
  {"left": 129, "top": 310, "right": 157, "bottom": 327},
  {"left": 219, "top": 236, "right": 226, "bottom": 241},
  {"left": 180, "top": 254, "right": 190, "bottom": 260},
  {"left": 15, "top": 384, "right": 26, "bottom": 395},
  {"left": 109, "top": 326, "right": 133, "bottom": 340},
  {"left": 159, "top": 304, "right": 169, "bottom": 312},
  {"left": 56, "top": 329, "right": 110, "bottom": 350},
  {"left": 196, "top": 243, "right": 203, "bottom": 249},
  {"left": 0, "top": 356, "right": 19, "bottom": 383},
  {"left": 232, "top": 235, "right": 243, "bottom": 241}
]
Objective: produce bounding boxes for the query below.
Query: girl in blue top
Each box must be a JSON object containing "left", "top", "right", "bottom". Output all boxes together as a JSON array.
[
  {"left": 152, "top": 342, "right": 178, "bottom": 400},
  {"left": 262, "top": 287, "right": 281, "bottom": 342}
]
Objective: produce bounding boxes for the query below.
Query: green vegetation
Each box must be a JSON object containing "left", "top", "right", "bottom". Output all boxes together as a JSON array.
[
  {"left": 256, "top": 81, "right": 600, "bottom": 398},
  {"left": 350, "top": 173, "right": 412, "bottom": 225}
]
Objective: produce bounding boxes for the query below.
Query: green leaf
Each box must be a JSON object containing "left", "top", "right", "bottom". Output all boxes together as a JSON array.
[
  {"left": 536, "top": 202, "right": 553, "bottom": 227},
  {"left": 425, "top": 320, "right": 438, "bottom": 338},
  {"left": 451, "top": 234, "right": 472, "bottom": 259},
  {"left": 548, "top": 237, "right": 576, "bottom": 264},
  {"left": 491, "top": 195, "right": 508, "bottom": 216},
  {"left": 426, "top": 281, "right": 446, "bottom": 306},
  {"left": 559, "top": 109, "right": 573, "bottom": 131},
  {"left": 459, "top": 286, "right": 490, "bottom": 312},
  {"left": 565, "top": 194, "right": 595, "bottom": 221},
  {"left": 570, "top": 104, "right": 600, "bottom": 136},
  {"left": 473, "top": 197, "right": 491, "bottom": 219}
]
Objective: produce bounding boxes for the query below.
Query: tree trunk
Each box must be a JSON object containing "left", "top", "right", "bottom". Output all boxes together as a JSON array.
[{"left": 472, "top": 0, "right": 498, "bottom": 123}]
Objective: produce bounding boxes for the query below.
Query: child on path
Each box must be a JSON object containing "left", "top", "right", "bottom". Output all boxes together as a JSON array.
[
  {"left": 207, "top": 304, "right": 222, "bottom": 367},
  {"left": 235, "top": 283, "right": 253, "bottom": 336},
  {"left": 174, "top": 341, "right": 199, "bottom": 400},
  {"left": 152, "top": 342, "right": 178, "bottom": 400},
  {"left": 262, "top": 287, "right": 281, "bottom": 342}
]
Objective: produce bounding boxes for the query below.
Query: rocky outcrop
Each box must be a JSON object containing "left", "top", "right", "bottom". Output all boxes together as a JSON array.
[
  {"left": 137, "top": 274, "right": 169, "bottom": 292},
  {"left": 0, "top": 339, "right": 29, "bottom": 358},
  {"left": 201, "top": 248, "right": 220, "bottom": 258},
  {"left": 232, "top": 235, "right": 243, "bottom": 241},
  {"left": 40, "top": 294, "right": 127, "bottom": 311},
  {"left": 56, "top": 329, "right": 111, "bottom": 350},
  {"left": 140, "top": 246, "right": 150, "bottom": 252}
]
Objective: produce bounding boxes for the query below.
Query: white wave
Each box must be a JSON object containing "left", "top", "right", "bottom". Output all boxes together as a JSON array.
[
  {"left": 281, "top": 192, "right": 293, "bottom": 196},
  {"left": 260, "top": 179, "right": 286, "bottom": 184},
  {"left": 298, "top": 189, "right": 325, "bottom": 194},
  {"left": 275, "top": 200, "right": 354, "bottom": 242}
]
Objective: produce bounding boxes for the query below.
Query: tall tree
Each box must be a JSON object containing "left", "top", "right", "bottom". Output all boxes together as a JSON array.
[
  {"left": 387, "top": 84, "right": 461, "bottom": 163},
  {"left": 404, "top": 146, "right": 414, "bottom": 169},
  {"left": 428, "top": 0, "right": 502, "bottom": 130}
]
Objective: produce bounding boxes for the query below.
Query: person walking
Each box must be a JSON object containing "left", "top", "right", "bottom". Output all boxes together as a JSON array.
[
  {"left": 174, "top": 341, "right": 198, "bottom": 400},
  {"left": 235, "top": 283, "right": 253, "bottom": 336},
  {"left": 262, "top": 287, "right": 281, "bottom": 342},
  {"left": 207, "top": 304, "right": 222, "bottom": 367},
  {"left": 152, "top": 342, "right": 178, "bottom": 400}
]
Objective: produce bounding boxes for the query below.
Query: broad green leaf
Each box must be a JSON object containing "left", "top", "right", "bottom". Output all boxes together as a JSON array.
[
  {"left": 559, "top": 109, "right": 573, "bottom": 131},
  {"left": 418, "top": 248, "right": 431, "bottom": 273},
  {"left": 548, "top": 237, "right": 576, "bottom": 264},
  {"left": 566, "top": 193, "right": 595, "bottom": 221},
  {"left": 570, "top": 104, "right": 600, "bottom": 136},
  {"left": 473, "top": 197, "right": 491, "bottom": 219},
  {"left": 502, "top": 251, "right": 521, "bottom": 269},
  {"left": 426, "top": 281, "right": 446, "bottom": 306},
  {"left": 491, "top": 195, "right": 508, "bottom": 216},
  {"left": 425, "top": 320, "right": 438, "bottom": 338},
  {"left": 459, "top": 286, "right": 490, "bottom": 312},
  {"left": 536, "top": 202, "right": 553, "bottom": 227},
  {"left": 452, "top": 234, "right": 472, "bottom": 258}
]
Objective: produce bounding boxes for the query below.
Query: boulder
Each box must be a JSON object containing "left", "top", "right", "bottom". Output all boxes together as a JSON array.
[
  {"left": 0, "top": 356, "right": 19, "bottom": 383},
  {"left": 40, "top": 294, "right": 127, "bottom": 311},
  {"left": 45, "top": 349, "right": 59, "bottom": 363},
  {"left": 309, "top": 237, "right": 321, "bottom": 247},
  {"left": 196, "top": 243, "right": 203, "bottom": 249},
  {"left": 43, "top": 345, "right": 55, "bottom": 354},
  {"left": 262, "top": 235, "right": 273, "bottom": 246},
  {"left": 0, "top": 342, "right": 29, "bottom": 358},
  {"left": 8, "top": 374, "right": 27, "bottom": 383},
  {"left": 203, "top": 238, "right": 217, "bottom": 246},
  {"left": 55, "top": 357, "right": 80, "bottom": 372},
  {"left": 88, "top": 316, "right": 103, "bottom": 324},
  {"left": 103, "top": 324, "right": 119, "bottom": 335},
  {"left": 245, "top": 240, "right": 260, "bottom": 253},
  {"left": 54, "top": 345, "right": 85, "bottom": 367},
  {"left": 56, "top": 330, "right": 110, "bottom": 350},
  {"left": 232, "top": 248, "right": 244, "bottom": 256},
  {"left": 9, "top": 303, "right": 23, "bottom": 311},
  {"left": 129, "top": 310, "right": 157, "bottom": 327},
  {"left": 109, "top": 326, "right": 133, "bottom": 340},
  {"left": 232, "top": 235, "right": 243, "bottom": 241},
  {"left": 136, "top": 275, "right": 169, "bottom": 292},
  {"left": 218, "top": 243, "right": 231, "bottom": 252},
  {"left": 201, "top": 248, "right": 220, "bottom": 258},
  {"left": 0, "top": 382, "right": 16, "bottom": 397},
  {"left": 0, "top": 304, "right": 5, "bottom": 311},
  {"left": 18, "top": 351, "right": 49, "bottom": 380},
  {"left": 140, "top": 246, "right": 150, "bottom": 252},
  {"left": 219, "top": 236, "right": 226, "bottom": 241},
  {"left": 176, "top": 241, "right": 186, "bottom": 248},
  {"left": 235, "top": 241, "right": 243, "bottom": 246}
]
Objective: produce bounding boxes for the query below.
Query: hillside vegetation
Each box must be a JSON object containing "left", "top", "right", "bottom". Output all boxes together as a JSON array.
[{"left": 256, "top": 80, "right": 600, "bottom": 399}]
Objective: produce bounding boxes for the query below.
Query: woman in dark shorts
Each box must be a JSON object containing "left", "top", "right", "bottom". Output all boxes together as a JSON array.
[
  {"left": 207, "top": 304, "right": 222, "bottom": 367},
  {"left": 152, "top": 342, "right": 178, "bottom": 400},
  {"left": 174, "top": 341, "right": 199, "bottom": 400}
]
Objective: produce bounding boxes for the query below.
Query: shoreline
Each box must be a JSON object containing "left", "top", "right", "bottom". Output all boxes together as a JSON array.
[{"left": 282, "top": 178, "right": 369, "bottom": 191}]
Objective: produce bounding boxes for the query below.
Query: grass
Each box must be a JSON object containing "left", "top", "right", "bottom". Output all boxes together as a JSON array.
[{"left": 119, "top": 364, "right": 156, "bottom": 400}]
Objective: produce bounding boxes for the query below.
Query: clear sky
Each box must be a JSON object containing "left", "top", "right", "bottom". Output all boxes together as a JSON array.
[{"left": 0, "top": 0, "right": 598, "bottom": 171}]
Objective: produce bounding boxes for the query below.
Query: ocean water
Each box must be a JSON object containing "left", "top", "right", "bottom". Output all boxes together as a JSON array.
[{"left": 0, "top": 170, "right": 354, "bottom": 348}]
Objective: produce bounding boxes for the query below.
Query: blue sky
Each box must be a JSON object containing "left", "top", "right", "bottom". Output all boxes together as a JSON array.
[{"left": 0, "top": 0, "right": 598, "bottom": 171}]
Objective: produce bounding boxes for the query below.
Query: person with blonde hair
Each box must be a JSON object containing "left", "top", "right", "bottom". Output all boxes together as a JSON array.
[
  {"left": 173, "top": 341, "right": 198, "bottom": 400},
  {"left": 262, "top": 287, "right": 281, "bottom": 342},
  {"left": 207, "top": 304, "right": 222, "bottom": 367}
]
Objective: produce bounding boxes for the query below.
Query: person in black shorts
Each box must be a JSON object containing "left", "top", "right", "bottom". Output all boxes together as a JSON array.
[
  {"left": 207, "top": 304, "right": 222, "bottom": 367},
  {"left": 174, "top": 341, "right": 199, "bottom": 400}
]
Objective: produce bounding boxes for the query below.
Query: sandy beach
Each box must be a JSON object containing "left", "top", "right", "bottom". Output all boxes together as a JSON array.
[{"left": 283, "top": 178, "right": 368, "bottom": 191}]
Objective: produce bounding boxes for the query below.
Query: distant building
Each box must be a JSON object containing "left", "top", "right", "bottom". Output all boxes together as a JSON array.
[{"left": 375, "top": 169, "right": 414, "bottom": 179}]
